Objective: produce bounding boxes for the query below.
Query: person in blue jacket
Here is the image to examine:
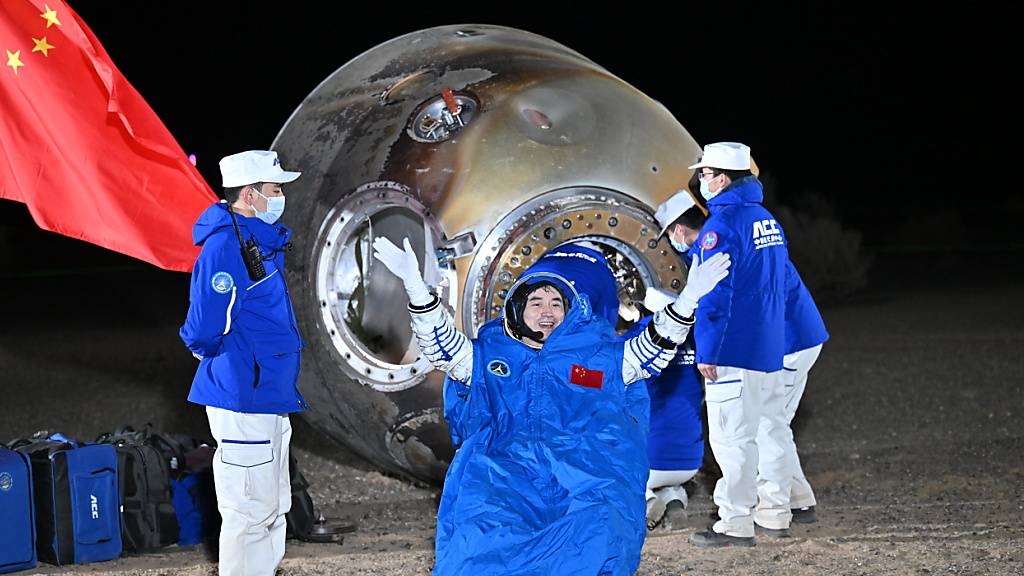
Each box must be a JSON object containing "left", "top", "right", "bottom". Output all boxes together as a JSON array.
[
  {"left": 684, "top": 142, "right": 793, "bottom": 547},
  {"left": 371, "top": 236, "right": 730, "bottom": 575},
  {"left": 180, "top": 150, "right": 304, "bottom": 576},
  {"left": 658, "top": 185, "right": 831, "bottom": 534}
]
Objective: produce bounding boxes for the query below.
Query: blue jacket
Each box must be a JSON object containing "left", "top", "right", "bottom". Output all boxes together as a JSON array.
[
  {"left": 784, "top": 260, "right": 829, "bottom": 355},
  {"left": 624, "top": 318, "right": 704, "bottom": 471},
  {"left": 438, "top": 283, "right": 647, "bottom": 575},
  {"left": 695, "top": 176, "right": 788, "bottom": 372},
  {"left": 180, "top": 202, "right": 306, "bottom": 414}
]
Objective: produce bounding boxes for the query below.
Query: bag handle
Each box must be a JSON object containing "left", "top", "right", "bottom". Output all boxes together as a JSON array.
[{"left": 47, "top": 432, "right": 78, "bottom": 448}]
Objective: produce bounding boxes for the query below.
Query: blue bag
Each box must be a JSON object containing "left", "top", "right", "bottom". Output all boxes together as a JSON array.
[
  {"left": 14, "top": 433, "right": 122, "bottom": 566},
  {"left": 168, "top": 471, "right": 218, "bottom": 546},
  {"left": 0, "top": 446, "right": 36, "bottom": 573}
]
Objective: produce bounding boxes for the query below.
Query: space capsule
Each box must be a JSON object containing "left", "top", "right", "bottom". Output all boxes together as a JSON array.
[{"left": 272, "top": 24, "right": 703, "bottom": 483}]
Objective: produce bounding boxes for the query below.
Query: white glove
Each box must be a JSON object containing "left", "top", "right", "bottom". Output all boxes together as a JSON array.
[
  {"left": 372, "top": 237, "right": 433, "bottom": 306},
  {"left": 672, "top": 252, "right": 730, "bottom": 317}
]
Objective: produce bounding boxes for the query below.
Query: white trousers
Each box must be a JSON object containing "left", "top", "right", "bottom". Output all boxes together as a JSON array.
[
  {"left": 758, "top": 344, "right": 822, "bottom": 512},
  {"left": 207, "top": 407, "right": 292, "bottom": 576},
  {"left": 645, "top": 469, "right": 698, "bottom": 503},
  {"left": 705, "top": 366, "right": 790, "bottom": 536}
]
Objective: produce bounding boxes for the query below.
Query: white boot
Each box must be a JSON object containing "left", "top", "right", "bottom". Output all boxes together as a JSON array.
[{"left": 660, "top": 484, "right": 689, "bottom": 509}]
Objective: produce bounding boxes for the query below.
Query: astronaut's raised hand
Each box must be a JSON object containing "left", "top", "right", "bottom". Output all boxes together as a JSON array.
[
  {"left": 371, "top": 236, "right": 434, "bottom": 306},
  {"left": 374, "top": 236, "right": 472, "bottom": 382},
  {"left": 672, "top": 252, "right": 731, "bottom": 317}
]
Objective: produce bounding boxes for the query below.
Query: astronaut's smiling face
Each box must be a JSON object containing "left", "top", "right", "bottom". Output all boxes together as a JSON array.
[{"left": 522, "top": 285, "right": 566, "bottom": 344}]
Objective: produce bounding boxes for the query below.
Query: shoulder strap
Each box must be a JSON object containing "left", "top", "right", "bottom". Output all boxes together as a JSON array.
[{"left": 148, "top": 432, "right": 192, "bottom": 474}]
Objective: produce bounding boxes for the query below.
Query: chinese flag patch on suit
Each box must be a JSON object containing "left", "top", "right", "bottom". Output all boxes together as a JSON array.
[{"left": 570, "top": 364, "right": 604, "bottom": 389}]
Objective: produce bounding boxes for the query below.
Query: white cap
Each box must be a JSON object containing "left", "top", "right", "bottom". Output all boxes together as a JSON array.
[
  {"left": 688, "top": 142, "right": 751, "bottom": 171},
  {"left": 655, "top": 190, "right": 697, "bottom": 237},
  {"left": 642, "top": 287, "right": 677, "bottom": 312},
  {"left": 219, "top": 150, "right": 301, "bottom": 187}
]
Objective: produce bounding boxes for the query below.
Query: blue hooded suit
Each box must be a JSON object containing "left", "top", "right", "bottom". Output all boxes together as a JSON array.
[{"left": 435, "top": 245, "right": 648, "bottom": 575}]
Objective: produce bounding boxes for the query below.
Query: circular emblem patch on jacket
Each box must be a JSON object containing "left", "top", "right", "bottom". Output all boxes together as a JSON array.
[
  {"left": 0, "top": 471, "right": 12, "bottom": 491},
  {"left": 487, "top": 359, "right": 511, "bottom": 377},
  {"left": 701, "top": 232, "right": 719, "bottom": 250},
  {"left": 211, "top": 272, "right": 234, "bottom": 294}
]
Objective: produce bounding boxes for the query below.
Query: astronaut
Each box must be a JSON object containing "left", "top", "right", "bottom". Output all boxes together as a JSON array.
[{"left": 372, "top": 236, "right": 729, "bottom": 574}]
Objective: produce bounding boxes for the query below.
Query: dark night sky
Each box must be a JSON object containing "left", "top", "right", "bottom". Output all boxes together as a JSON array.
[{"left": 1, "top": 2, "right": 1016, "bottom": 274}]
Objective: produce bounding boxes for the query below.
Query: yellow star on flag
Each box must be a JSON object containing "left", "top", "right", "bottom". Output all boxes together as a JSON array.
[
  {"left": 6, "top": 50, "right": 25, "bottom": 75},
  {"left": 40, "top": 5, "right": 61, "bottom": 28},
  {"left": 32, "top": 37, "right": 54, "bottom": 57}
]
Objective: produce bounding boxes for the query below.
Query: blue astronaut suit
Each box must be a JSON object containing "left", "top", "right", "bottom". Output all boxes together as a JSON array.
[
  {"left": 429, "top": 245, "right": 687, "bottom": 575},
  {"left": 502, "top": 244, "right": 654, "bottom": 433},
  {"left": 511, "top": 244, "right": 702, "bottom": 471}
]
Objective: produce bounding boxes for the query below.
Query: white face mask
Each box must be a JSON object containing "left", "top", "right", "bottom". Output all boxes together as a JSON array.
[
  {"left": 252, "top": 188, "right": 285, "bottom": 224},
  {"left": 670, "top": 237, "right": 690, "bottom": 254},
  {"left": 699, "top": 176, "right": 719, "bottom": 201}
]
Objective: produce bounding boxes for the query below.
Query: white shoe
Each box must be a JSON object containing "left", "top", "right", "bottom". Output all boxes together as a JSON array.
[{"left": 661, "top": 485, "right": 688, "bottom": 510}]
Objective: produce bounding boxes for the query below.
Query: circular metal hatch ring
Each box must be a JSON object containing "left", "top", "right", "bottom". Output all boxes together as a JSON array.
[
  {"left": 463, "top": 187, "right": 687, "bottom": 332},
  {"left": 314, "top": 182, "right": 451, "bottom": 392}
]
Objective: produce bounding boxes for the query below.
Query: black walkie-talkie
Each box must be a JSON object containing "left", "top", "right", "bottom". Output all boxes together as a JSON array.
[{"left": 227, "top": 204, "right": 267, "bottom": 281}]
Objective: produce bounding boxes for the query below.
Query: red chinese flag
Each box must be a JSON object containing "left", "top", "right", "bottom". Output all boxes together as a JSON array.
[
  {"left": 570, "top": 364, "right": 604, "bottom": 390},
  {"left": 0, "top": 1, "right": 217, "bottom": 272}
]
